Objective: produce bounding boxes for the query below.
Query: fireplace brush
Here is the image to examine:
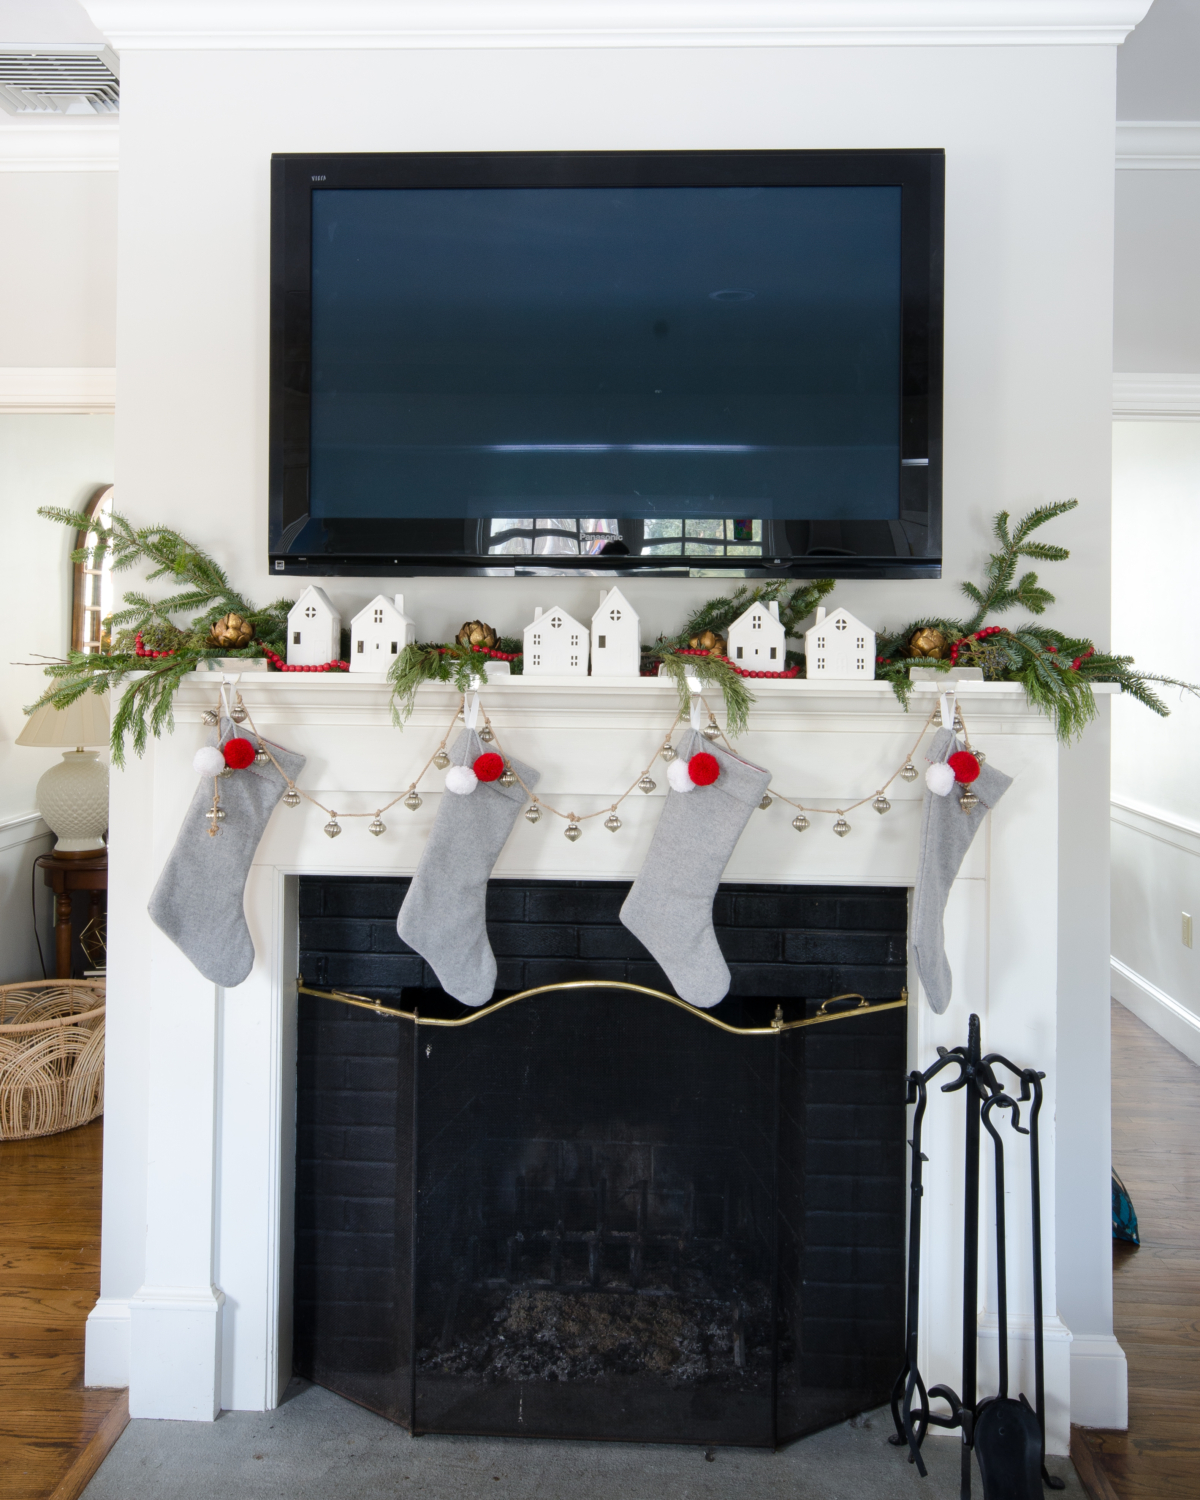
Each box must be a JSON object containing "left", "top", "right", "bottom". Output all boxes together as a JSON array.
[{"left": 888, "top": 1014, "right": 1065, "bottom": 1499}]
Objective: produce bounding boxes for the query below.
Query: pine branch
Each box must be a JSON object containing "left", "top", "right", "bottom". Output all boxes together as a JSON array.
[{"left": 653, "top": 650, "right": 753, "bottom": 736}]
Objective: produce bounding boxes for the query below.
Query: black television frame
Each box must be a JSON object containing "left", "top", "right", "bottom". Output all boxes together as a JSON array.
[{"left": 269, "top": 149, "right": 944, "bottom": 579}]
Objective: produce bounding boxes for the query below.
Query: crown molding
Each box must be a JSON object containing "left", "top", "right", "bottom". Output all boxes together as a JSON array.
[
  {"left": 1113, "top": 372, "right": 1200, "bottom": 420},
  {"left": 1116, "top": 120, "right": 1200, "bottom": 169},
  {"left": 80, "top": 1, "right": 1154, "bottom": 50},
  {"left": 0, "top": 118, "right": 118, "bottom": 172},
  {"left": 0, "top": 368, "right": 116, "bottom": 414}
]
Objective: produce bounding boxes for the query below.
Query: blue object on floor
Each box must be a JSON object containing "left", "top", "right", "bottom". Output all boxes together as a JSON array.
[{"left": 1112, "top": 1169, "right": 1140, "bottom": 1245}]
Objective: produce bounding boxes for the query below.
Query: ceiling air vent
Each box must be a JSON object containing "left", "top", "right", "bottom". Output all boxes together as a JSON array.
[{"left": 0, "top": 47, "right": 119, "bottom": 115}]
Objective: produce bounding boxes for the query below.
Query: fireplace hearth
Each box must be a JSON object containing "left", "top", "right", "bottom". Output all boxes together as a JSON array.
[{"left": 294, "top": 877, "right": 907, "bottom": 1448}]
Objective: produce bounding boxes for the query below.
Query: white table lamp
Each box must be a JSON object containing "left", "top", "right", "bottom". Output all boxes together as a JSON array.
[{"left": 17, "top": 697, "right": 110, "bottom": 856}]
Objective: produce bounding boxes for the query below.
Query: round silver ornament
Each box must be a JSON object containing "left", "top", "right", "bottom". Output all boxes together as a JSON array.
[
  {"left": 282, "top": 787, "right": 301, "bottom": 808},
  {"left": 404, "top": 787, "right": 422, "bottom": 812},
  {"left": 833, "top": 817, "right": 851, "bottom": 838},
  {"left": 211, "top": 806, "right": 226, "bottom": 822},
  {"left": 792, "top": 813, "right": 810, "bottom": 833},
  {"left": 565, "top": 821, "right": 582, "bottom": 842},
  {"left": 479, "top": 723, "right": 495, "bottom": 743},
  {"left": 255, "top": 744, "right": 270, "bottom": 765},
  {"left": 661, "top": 742, "right": 677, "bottom": 762},
  {"left": 433, "top": 747, "right": 450, "bottom": 771},
  {"left": 524, "top": 804, "right": 541, "bottom": 824},
  {"left": 873, "top": 794, "right": 891, "bottom": 815},
  {"left": 369, "top": 817, "right": 386, "bottom": 837},
  {"left": 900, "top": 761, "right": 919, "bottom": 783},
  {"left": 605, "top": 812, "right": 622, "bottom": 832},
  {"left": 931, "top": 708, "right": 942, "bottom": 727},
  {"left": 953, "top": 712, "right": 964, "bottom": 732},
  {"left": 960, "top": 787, "right": 980, "bottom": 814},
  {"left": 759, "top": 793, "right": 773, "bottom": 811},
  {"left": 230, "top": 703, "right": 248, "bottom": 725},
  {"left": 703, "top": 717, "right": 721, "bottom": 742},
  {"left": 201, "top": 708, "right": 220, "bottom": 727},
  {"left": 499, "top": 766, "right": 517, "bottom": 787},
  {"left": 324, "top": 816, "right": 342, "bottom": 839},
  {"left": 638, "top": 774, "right": 656, "bottom": 795},
  {"left": 974, "top": 749, "right": 986, "bottom": 765}
]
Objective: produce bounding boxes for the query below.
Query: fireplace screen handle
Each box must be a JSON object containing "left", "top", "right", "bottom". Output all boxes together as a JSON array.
[{"left": 816, "top": 993, "right": 869, "bottom": 1017}]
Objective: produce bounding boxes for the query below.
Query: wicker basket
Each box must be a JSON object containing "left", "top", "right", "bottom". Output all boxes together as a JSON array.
[{"left": 0, "top": 979, "right": 105, "bottom": 1140}]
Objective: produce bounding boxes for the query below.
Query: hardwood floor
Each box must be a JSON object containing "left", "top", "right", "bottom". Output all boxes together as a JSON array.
[
  {"left": 1071, "top": 1002, "right": 1200, "bottom": 1500},
  {"left": 0, "top": 1120, "right": 127, "bottom": 1500}
]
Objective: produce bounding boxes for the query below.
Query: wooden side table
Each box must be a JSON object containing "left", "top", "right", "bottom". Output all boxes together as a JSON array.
[{"left": 36, "top": 852, "right": 108, "bottom": 980}]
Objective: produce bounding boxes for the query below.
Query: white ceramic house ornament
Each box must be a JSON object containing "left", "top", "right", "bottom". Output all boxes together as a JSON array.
[
  {"left": 349, "top": 593, "right": 416, "bottom": 673},
  {"left": 523, "top": 605, "right": 589, "bottom": 676},
  {"left": 590, "top": 586, "right": 641, "bottom": 676},
  {"left": 804, "top": 606, "right": 875, "bottom": 679},
  {"left": 726, "top": 599, "right": 786, "bottom": 670},
  {"left": 286, "top": 585, "right": 342, "bottom": 667}
]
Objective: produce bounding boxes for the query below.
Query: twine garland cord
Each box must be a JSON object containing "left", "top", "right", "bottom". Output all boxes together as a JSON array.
[{"left": 208, "top": 687, "right": 977, "bottom": 833}]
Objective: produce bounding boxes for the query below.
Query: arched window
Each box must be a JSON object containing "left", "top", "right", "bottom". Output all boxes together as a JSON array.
[{"left": 71, "top": 485, "right": 114, "bottom": 654}]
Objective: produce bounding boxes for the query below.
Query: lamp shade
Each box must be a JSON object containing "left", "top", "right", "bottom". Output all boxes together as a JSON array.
[{"left": 17, "top": 696, "right": 109, "bottom": 749}]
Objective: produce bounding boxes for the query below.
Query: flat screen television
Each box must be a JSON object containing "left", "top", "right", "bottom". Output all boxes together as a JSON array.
[{"left": 269, "top": 150, "right": 943, "bottom": 578}]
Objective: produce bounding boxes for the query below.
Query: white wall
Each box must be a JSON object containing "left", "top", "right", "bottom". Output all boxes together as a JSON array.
[
  {"left": 1117, "top": 0, "right": 1200, "bottom": 118},
  {"left": 0, "top": 172, "right": 118, "bottom": 368},
  {"left": 1114, "top": 170, "right": 1200, "bottom": 372},
  {"left": 95, "top": 33, "right": 1125, "bottom": 1419},
  {"left": 1110, "top": 420, "right": 1200, "bottom": 1062}
]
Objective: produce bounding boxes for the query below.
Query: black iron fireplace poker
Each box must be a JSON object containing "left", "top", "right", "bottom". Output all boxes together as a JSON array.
[{"left": 888, "top": 1014, "right": 1065, "bottom": 1499}]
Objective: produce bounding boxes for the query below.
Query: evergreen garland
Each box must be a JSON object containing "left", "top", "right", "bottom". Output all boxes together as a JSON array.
[
  {"left": 875, "top": 500, "right": 1199, "bottom": 740},
  {"left": 27, "top": 507, "right": 293, "bottom": 764}
]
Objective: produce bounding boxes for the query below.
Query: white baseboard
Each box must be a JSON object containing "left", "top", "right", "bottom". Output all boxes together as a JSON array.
[
  {"left": 1111, "top": 956, "right": 1200, "bottom": 1068},
  {"left": 1070, "top": 1334, "right": 1128, "bottom": 1430},
  {"left": 85, "top": 1297, "right": 131, "bottom": 1389}
]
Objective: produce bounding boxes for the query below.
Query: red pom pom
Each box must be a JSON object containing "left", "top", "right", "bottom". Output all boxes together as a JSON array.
[
  {"left": 223, "top": 737, "right": 257, "bottom": 770},
  {"left": 688, "top": 752, "right": 720, "bottom": 786},
  {"left": 473, "top": 752, "right": 505, "bottom": 782},
  {"left": 947, "top": 750, "right": 980, "bottom": 784}
]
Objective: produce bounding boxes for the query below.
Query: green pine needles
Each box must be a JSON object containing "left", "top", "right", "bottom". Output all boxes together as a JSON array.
[
  {"left": 27, "top": 507, "right": 292, "bottom": 764},
  {"left": 875, "top": 500, "right": 1198, "bottom": 740}
]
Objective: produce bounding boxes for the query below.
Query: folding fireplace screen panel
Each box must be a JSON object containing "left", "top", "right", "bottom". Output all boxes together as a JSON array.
[{"left": 294, "top": 878, "right": 907, "bottom": 1447}]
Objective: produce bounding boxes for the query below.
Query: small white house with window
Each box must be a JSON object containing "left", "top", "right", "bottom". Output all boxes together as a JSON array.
[
  {"left": 726, "top": 599, "right": 786, "bottom": 670},
  {"left": 804, "top": 605, "right": 875, "bottom": 679},
  {"left": 590, "top": 586, "right": 641, "bottom": 677},
  {"left": 349, "top": 594, "right": 416, "bottom": 673},
  {"left": 523, "top": 604, "right": 589, "bottom": 676},
  {"left": 286, "top": 585, "right": 341, "bottom": 667}
]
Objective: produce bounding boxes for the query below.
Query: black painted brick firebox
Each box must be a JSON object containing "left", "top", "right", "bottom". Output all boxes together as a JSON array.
[{"left": 295, "top": 877, "right": 908, "bottom": 1448}]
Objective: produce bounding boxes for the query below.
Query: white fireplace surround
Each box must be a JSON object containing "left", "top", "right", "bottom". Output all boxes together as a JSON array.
[{"left": 85, "top": 672, "right": 1121, "bottom": 1453}]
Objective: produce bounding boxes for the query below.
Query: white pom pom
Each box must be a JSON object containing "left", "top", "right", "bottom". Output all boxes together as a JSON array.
[
  {"left": 926, "top": 761, "right": 956, "bottom": 796},
  {"left": 667, "top": 759, "right": 695, "bottom": 793},
  {"left": 193, "top": 745, "right": 226, "bottom": 778},
  {"left": 445, "top": 765, "right": 478, "bottom": 795}
]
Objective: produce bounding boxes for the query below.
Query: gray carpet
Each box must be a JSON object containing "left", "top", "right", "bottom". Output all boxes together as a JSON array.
[{"left": 82, "top": 1381, "right": 1084, "bottom": 1499}]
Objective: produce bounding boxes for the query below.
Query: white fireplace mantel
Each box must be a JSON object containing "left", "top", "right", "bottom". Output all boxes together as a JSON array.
[{"left": 87, "top": 674, "right": 1104, "bottom": 1451}]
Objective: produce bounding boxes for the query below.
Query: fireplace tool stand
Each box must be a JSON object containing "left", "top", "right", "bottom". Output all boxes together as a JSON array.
[{"left": 888, "top": 1014, "right": 1065, "bottom": 1498}]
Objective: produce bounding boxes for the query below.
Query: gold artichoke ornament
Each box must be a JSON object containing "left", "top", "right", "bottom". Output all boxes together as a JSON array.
[
  {"left": 688, "top": 630, "right": 727, "bottom": 656},
  {"left": 908, "top": 627, "right": 949, "bottom": 659},
  {"left": 457, "top": 620, "right": 498, "bottom": 651},
  {"left": 209, "top": 612, "right": 255, "bottom": 650}
]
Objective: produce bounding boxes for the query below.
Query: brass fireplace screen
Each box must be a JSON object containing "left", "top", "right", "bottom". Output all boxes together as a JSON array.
[{"left": 293, "top": 975, "right": 908, "bottom": 1449}]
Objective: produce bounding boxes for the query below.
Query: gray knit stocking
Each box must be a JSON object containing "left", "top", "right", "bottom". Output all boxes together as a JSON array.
[
  {"left": 620, "top": 729, "right": 770, "bottom": 1009},
  {"left": 911, "top": 727, "right": 1013, "bottom": 1013},
  {"left": 397, "top": 727, "right": 539, "bottom": 1007},
  {"left": 148, "top": 720, "right": 305, "bottom": 987}
]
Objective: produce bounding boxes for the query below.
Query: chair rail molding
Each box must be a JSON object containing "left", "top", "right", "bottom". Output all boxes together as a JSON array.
[
  {"left": 1116, "top": 120, "right": 1200, "bottom": 169},
  {"left": 0, "top": 118, "right": 118, "bottom": 172},
  {"left": 82, "top": 0, "right": 1155, "bottom": 50},
  {"left": 0, "top": 368, "right": 116, "bottom": 415},
  {"left": 1112, "top": 374, "right": 1200, "bottom": 421}
]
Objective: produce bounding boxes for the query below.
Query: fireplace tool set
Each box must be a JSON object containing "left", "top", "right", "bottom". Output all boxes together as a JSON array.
[{"left": 889, "top": 1014, "right": 1065, "bottom": 1500}]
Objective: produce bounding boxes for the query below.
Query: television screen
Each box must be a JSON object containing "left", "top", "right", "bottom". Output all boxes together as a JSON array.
[{"left": 270, "top": 152, "right": 943, "bottom": 577}]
